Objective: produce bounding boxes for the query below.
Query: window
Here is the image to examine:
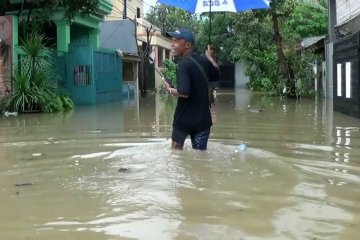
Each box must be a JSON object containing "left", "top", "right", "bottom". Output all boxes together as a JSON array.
[
  {"left": 337, "top": 63, "right": 342, "bottom": 97},
  {"left": 337, "top": 62, "right": 352, "bottom": 98},
  {"left": 74, "top": 65, "right": 91, "bottom": 86},
  {"left": 345, "top": 62, "right": 351, "bottom": 98},
  {"left": 137, "top": 7, "right": 141, "bottom": 18},
  {"left": 158, "top": 47, "right": 164, "bottom": 67}
]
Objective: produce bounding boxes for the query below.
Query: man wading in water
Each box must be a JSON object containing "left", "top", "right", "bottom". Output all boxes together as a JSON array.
[{"left": 162, "top": 28, "right": 219, "bottom": 150}]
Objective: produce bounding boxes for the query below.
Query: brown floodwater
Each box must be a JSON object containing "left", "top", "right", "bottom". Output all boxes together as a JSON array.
[{"left": 0, "top": 89, "right": 359, "bottom": 240}]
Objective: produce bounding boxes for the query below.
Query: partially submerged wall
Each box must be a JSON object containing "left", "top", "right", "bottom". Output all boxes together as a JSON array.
[{"left": 0, "top": 50, "right": 11, "bottom": 98}]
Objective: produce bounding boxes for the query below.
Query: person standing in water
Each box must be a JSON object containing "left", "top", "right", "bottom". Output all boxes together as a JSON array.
[{"left": 162, "top": 28, "right": 219, "bottom": 150}]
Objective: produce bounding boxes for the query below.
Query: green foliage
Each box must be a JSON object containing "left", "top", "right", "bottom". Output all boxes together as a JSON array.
[
  {"left": 158, "top": 59, "right": 177, "bottom": 94},
  {"left": 150, "top": 0, "right": 328, "bottom": 97},
  {"left": 59, "top": 94, "right": 75, "bottom": 110},
  {"left": 42, "top": 94, "right": 74, "bottom": 113},
  {"left": 0, "top": 70, "right": 45, "bottom": 112},
  {"left": 4, "top": 0, "right": 100, "bottom": 36},
  {"left": 161, "top": 60, "right": 176, "bottom": 85},
  {"left": 41, "top": 95, "right": 63, "bottom": 113},
  {"left": 50, "top": 0, "right": 99, "bottom": 20},
  {"left": 283, "top": 0, "right": 328, "bottom": 41},
  {"left": 196, "top": 13, "right": 237, "bottom": 63},
  {"left": 0, "top": 33, "right": 74, "bottom": 113},
  {"left": 230, "top": 12, "right": 280, "bottom": 93},
  {"left": 231, "top": 0, "right": 327, "bottom": 97},
  {"left": 1, "top": 0, "right": 99, "bottom": 21},
  {"left": 288, "top": 49, "right": 321, "bottom": 98},
  {"left": 146, "top": 5, "right": 200, "bottom": 35}
]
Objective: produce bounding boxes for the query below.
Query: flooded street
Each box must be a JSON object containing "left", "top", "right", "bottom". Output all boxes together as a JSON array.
[{"left": 0, "top": 89, "right": 359, "bottom": 240}]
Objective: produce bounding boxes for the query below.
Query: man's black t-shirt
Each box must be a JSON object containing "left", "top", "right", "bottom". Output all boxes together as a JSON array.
[{"left": 173, "top": 52, "right": 219, "bottom": 133}]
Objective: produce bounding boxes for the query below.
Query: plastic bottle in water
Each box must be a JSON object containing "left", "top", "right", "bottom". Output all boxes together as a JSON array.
[
  {"left": 4, "top": 111, "right": 18, "bottom": 117},
  {"left": 238, "top": 143, "right": 247, "bottom": 152}
]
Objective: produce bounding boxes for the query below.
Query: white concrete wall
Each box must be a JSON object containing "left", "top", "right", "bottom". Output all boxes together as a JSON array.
[
  {"left": 107, "top": 0, "right": 144, "bottom": 20},
  {"left": 235, "top": 62, "right": 249, "bottom": 88}
]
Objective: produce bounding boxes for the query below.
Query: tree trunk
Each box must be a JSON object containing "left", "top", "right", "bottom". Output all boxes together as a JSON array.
[{"left": 272, "top": 11, "right": 291, "bottom": 89}]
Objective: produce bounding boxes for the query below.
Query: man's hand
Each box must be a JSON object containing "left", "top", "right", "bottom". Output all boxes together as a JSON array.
[
  {"left": 205, "top": 45, "right": 215, "bottom": 59},
  {"left": 205, "top": 45, "right": 219, "bottom": 69},
  {"left": 162, "top": 77, "right": 171, "bottom": 93}
]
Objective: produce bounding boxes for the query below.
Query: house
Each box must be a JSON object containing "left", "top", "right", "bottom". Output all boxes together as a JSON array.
[
  {"left": 105, "top": 0, "right": 172, "bottom": 92},
  {"left": 106, "top": 0, "right": 144, "bottom": 20},
  {"left": 136, "top": 18, "right": 172, "bottom": 91},
  {"left": 327, "top": 0, "right": 360, "bottom": 118},
  {"left": 99, "top": 19, "right": 140, "bottom": 99},
  {"left": 0, "top": 0, "right": 137, "bottom": 105}
]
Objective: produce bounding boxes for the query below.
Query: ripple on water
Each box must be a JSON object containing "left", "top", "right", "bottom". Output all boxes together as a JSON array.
[
  {"left": 38, "top": 140, "right": 301, "bottom": 238},
  {"left": 35, "top": 139, "right": 360, "bottom": 240}
]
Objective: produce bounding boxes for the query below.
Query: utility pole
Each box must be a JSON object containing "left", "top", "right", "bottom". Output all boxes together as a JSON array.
[
  {"left": 326, "top": 0, "right": 337, "bottom": 99},
  {"left": 328, "top": 0, "right": 337, "bottom": 42},
  {"left": 123, "top": 0, "right": 127, "bottom": 19}
]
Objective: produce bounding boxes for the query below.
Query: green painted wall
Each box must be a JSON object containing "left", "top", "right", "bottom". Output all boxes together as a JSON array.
[
  {"left": 55, "top": 21, "right": 70, "bottom": 52},
  {"left": 11, "top": 16, "right": 18, "bottom": 67}
]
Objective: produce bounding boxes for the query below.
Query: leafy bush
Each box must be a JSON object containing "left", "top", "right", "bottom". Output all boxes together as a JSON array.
[
  {"left": 161, "top": 59, "right": 176, "bottom": 86},
  {"left": 0, "top": 32, "right": 74, "bottom": 113},
  {"left": 158, "top": 59, "right": 176, "bottom": 94},
  {"left": 59, "top": 94, "right": 75, "bottom": 110},
  {"left": 287, "top": 49, "right": 320, "bottom": 98}
]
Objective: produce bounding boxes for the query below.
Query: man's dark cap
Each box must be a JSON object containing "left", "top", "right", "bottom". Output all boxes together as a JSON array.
[{"left": 166, "top": 28, "right": 195, "bottom": 43}]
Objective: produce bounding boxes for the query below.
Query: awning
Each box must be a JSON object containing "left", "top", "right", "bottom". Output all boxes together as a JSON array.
[{"left": 99, "top": 19, "right": 139, "bottom": 57}]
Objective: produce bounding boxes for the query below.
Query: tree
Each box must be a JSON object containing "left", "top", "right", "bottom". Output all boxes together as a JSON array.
[
  {"left": 268, "top": 0, "right": 297, "bottom": 92},
  {"left": 146, "top": 4, "right": 200, "bottom": 37},
  {"left": 196, "top": 13, "right": 237, "bottom": 63},
  {"left": 0, "top": 0, "right": 100, "bottom": 20},
  {"left": 146, "top": 1, "right": 328, "bottom": 97},
  {"left": 283, "top": 0, "right": 328, "bottom": 41},
  {"left": 1, "top": 0, "right": 104, "bottom": 44},
  {"left": 231, "top": 11, "right": 280, "bottom": 92}
]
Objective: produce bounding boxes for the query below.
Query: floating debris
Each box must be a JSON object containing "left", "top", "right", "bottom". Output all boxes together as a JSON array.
[
  {"left": 118, "top": 167, "right": 130, "bottom": 173},
  {"left": 238, "top": 143, "right": 247, "bottom": 152},
  {"left": 46, "top": 137, "right": 59, "bottom": 144},
  {"left": 4, "top": 111, "right": 18, "bottom": 117},
  {"left": 249, "top": 108, "right": 263, "bottom": 113},
  {"left": 15, "top": 183, "right": 33, "bottom": 187}
]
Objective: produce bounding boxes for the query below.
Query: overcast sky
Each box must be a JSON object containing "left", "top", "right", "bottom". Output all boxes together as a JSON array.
[{"left": 143, "top": 0, "right": 158, "bottom": 15}]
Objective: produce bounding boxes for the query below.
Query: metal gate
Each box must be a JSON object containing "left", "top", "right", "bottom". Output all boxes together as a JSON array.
[
  {"left": 53, "top": 43, "right": 123, "bottom": 105},
  {"left": 68, "top": 43, "right": 95, "bottom": 105},
  {"left": 94, "top": 51, "right": 122, "bottom": 104}
]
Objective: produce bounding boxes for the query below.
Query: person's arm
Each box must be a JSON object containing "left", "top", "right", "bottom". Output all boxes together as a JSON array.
[
  {"left": 205, "top": 45, "right": 219, "bottom": 69},
  {"left": 162, "top": 78, "right": 188, "bottom": 98},
  {"left": 205, "top": 46, "right": 220, "bottom": 82}
]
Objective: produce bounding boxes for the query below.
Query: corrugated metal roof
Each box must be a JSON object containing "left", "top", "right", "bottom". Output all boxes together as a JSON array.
[
  {"left": 99, "top": 19, "right": 139, "bottom": 56},
  {"left": 336, "top": 0, "right": 360, "bottom": 26},
  {"left": 301, "top": 35, "right": 326, "bottom": 48}
]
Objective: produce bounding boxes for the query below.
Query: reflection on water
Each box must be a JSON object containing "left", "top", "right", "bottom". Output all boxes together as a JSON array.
[{"left": 0, "top": 89, "right": 359, "bottom": 240}]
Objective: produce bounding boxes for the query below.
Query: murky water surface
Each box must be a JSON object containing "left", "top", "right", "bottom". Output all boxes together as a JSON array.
[{"left": 0, "top": 89, "right": 359, "bottom": 240}]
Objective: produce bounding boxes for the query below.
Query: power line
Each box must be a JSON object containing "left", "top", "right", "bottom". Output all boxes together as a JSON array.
[
  {"left": 138, "top": 0, "right": 153, "bottom": 8},
  {"left": 117, "top": 0, "right": 145, "bottom": 18}
]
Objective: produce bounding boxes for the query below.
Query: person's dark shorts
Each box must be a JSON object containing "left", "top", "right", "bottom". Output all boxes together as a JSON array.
[{"left": 172, "top": 127, "right": 211, "bottom": 150}]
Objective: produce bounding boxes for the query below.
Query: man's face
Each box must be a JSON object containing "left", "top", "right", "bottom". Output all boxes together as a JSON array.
[{"left": 171, "top": 38, "right": 188, "bottom": 57}]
